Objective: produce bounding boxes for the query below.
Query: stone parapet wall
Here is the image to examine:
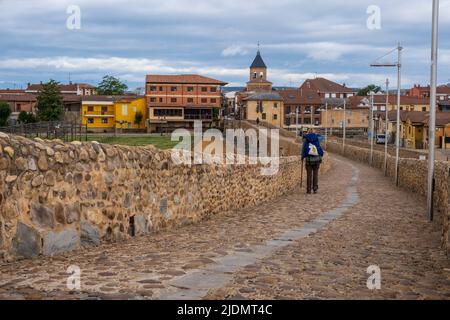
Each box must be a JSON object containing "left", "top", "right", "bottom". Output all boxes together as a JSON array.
[
  {"left": 0, "top": 134, "right": 330, "bottom": 261},
  {"left": 325, "top": 141, "right": 450, "bottom": 257}
]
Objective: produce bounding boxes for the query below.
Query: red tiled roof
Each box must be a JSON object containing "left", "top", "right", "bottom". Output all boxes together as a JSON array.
[
  {"left": 81, "top": 95, "right": 142, "bottom": 102},
  {"left": 301, "top": 78, "right": 356, "bottom": 93},
  {"left": 278, "top": 89, "right": 322, "bottom": 104},
  {"left": 349, "top": 95, "right": 430, "bottom": 107},
  {"left": 145, "top": 74, "right": 227, "bottom": 86},
  {"left": 26, "top": 83, "right": 96, "bottom": 91},
  {"left": 0, "top": 89, "right": 25, "bottom": 94}
]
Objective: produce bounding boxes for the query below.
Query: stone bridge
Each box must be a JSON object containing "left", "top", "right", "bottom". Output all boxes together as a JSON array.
[{"left": 0, "top": 134, "right": 449, "bottom": 300}]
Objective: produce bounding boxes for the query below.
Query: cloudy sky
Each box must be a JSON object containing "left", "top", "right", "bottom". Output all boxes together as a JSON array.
[{"left": 0, "top": 0, "right": 449, "bottom": 90}]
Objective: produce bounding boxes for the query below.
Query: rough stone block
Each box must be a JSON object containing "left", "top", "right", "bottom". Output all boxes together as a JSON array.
[
  {"left": 30, "top": 203, "right": 55, "bottom": 229},
  {"left": 11, "top": 222, "right": 41, "bottom": 259},
  {"left": 43, "top": 228, "right": 79, "bottom": 256},
  {"left": 81, "top": 222, "right": 101, "bottom": 247}
]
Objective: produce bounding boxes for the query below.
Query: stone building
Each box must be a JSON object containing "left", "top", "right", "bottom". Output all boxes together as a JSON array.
[{"left": 238, "top": 49, "right": 284, "bottom": 127}]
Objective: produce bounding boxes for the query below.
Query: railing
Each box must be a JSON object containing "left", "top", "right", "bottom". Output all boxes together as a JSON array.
[
  {"left": 0, "top": 121, "right": 87, "bottom": 142},
  {"left": 184, "top": 114, "right": 213, "bottom": 120}
]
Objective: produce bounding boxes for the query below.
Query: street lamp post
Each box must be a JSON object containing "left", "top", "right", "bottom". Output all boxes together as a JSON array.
[
  {"left": 295, "top": 106, "right": 299, "bottom": 138},
  {"left": 427, "top": 0, "right": 440, "bottom": 221}
]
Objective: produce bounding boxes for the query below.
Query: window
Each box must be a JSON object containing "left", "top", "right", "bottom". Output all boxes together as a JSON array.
[
  {"left": 253, "top": 72, "right": 257, "bottom": 79},
  {"left": 150, "top": 97, "right": 157, "bottom": 103},
  {"left": 201, "top": 98, "right": 207, "bottom": 103},
  {"left": 171, "top": 98, "right": 177, "bottom": 103},
  {"left": 87, "top": 106, "right": 94, "bottom": 112},
  {"left": 262, "top": 113, "right": 267, "bottom": 120},
  {"left": 171, "top": 86, "right": 177, "bottom": 92},
  {"left": 201, "top": 87, "right": 208, "bottom": 92},
  {"left": 150, "top": 86, "right": 157, "bottom": 92},
  {"left": 121, "top": 104, "right": 128, "bottom": 116},
  {"left": 159, "top": 86, "right": 164, "bottom": 91},
  {"left": 102, "top": 118, "right": 108, "bottom": 124},
  {"left": 187, "top": 98, "right": 194, "bottom": 103},
  {"left": 331, "top": 93, "right": 337, "bottom": 98},
  {"left": 210, "top": 98, "right": 217, "bottom": 103},
  {"left": 210, "top": 87, "right": 217, "bottom": 93},
  {"left": 274, "top": 103, "right": 278, "bottom": 109},
  {"left": 101, "top": 106, "right": 108, "bottom": 114},
  {"left": 87, "top": 118, "right": 94, "bottom": 124},
  {"left": 422, "top": 107, "right": 427, "bottom": 112},
  {"left": 159, "top": 98, "right": 163, "bottom": 103},
  {"left": 348, "top": 119, "right": 351, "bottom": 124},
  {"left": 187, "top": 87, "right": 194, "bottom": 92},
  {"left": 273, "top": 114, "right": 278, "bottom": 120},
  {"left": 154, "top": 109, "right": 183, "bottom": 117}
]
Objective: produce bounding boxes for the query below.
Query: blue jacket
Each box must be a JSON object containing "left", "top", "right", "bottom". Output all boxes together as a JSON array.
[{"left": 301, "top": 133, "right": 324, "bottom": 160}]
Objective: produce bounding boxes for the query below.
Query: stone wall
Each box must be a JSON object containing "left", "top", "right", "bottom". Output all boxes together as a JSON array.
[
  {"left": 325, "top": 141, "right": 450, "bottom": 257},
  {"left": 0, "top": 134, "right": 330, "bottom": 261}
]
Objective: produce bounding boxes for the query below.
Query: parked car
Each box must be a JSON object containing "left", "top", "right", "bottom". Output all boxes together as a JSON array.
[{"left": 376, "top": 134, "right": 386, "bottom": 145}]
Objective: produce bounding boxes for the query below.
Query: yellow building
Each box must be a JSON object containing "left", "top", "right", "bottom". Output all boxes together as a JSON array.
[
  {"left": 243, "top": 92, "right": 284, "bottom": 128},
  {"left": 322, "top": 108, "right": 369, "bottom": 129},
  {"left": 114, "top": 97, "right": 146, "bottom": 130},
  {"left": 403, "top": 112, "right": 427, "bottom": 149},
  {"left": 82, "top": 97, "right": 115, "bottom": 131},
  {"left": 82, "top": 96, "right": 146, "bottom": 132}
]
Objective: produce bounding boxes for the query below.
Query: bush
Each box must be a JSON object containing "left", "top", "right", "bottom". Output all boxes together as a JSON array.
[
  {"left": 18, "top": 111, "right": 37, "bottom": 124},
  {"left": 0, "top": 101, "right": 11, "bottom": 127}
]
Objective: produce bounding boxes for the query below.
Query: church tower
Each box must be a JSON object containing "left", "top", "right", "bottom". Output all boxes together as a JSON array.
[{"left": 246, "top": 48, "right": 273, "bottom": 91}]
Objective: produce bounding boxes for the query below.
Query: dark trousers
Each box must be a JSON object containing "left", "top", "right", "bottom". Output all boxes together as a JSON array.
[{"left": 305, "top": 162, "right": 320, "bottom": 193}]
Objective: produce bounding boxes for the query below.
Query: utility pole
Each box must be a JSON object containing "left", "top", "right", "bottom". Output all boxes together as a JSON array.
[
  {"left": 395, "top": 43, "right": 403, "bottom": 186},
  {"left": 370, "top": 44, "right": 403, "bottom": 185},
  {"left": 384, "top": 79, "right": 390, "bottom": 176},
  {"left": 343, "top": 99, "right": 346, "bottom": 152},
  {"left": 370, "top": 91, "right": 375, "bottom": 165},
  {"left": 325, "top": 102, "right": 328, "bottom": 147},
  {"left": 427, "top": 0, "right": 440, "bottom": 221}
]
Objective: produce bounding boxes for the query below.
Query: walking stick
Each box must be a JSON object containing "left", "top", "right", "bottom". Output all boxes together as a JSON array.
[{"left": 300, "top": 159, "right": 304, "bottom": 188}]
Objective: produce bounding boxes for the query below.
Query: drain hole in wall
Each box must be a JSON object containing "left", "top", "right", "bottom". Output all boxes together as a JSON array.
[{"left": 128, "top": 216, "right": 135, "bottom": 237}]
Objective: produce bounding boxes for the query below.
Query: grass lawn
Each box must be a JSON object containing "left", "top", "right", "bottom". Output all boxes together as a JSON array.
[{"left": 85, "top": 135, "right": 179, "bottom": 150}]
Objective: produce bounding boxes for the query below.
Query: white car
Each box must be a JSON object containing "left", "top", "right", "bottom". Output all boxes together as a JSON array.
[{"left": 376, "top": 134, "right": 386, "bottom": 144}]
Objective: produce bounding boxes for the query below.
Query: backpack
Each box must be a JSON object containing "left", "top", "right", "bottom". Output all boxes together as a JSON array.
[{"left": 307, "top": 143, "right": 319, "bottom": 156}]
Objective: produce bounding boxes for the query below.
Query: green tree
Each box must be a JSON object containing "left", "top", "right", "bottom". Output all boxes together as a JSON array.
[
  {"left": 0, "top": 101, "right": 11, "bottom": 127},
  {"left": 358, "top": 84, "right": 382, "bottom": 96},
  {"left": 36, "top": 80, "right": 64, "bottom": 121},
  {"left": 97, "top": 76, "right": 128, "bottom": 95},
  {"left": 134, "top": 111, "right": 143, "bottom": 128},
  {"left": 18, "top": 111, "right": 37, "bottom": 124}
]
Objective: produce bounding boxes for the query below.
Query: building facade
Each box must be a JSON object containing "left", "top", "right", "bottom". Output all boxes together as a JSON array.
[
  {"left": 81, "top": 96, "right": 146, "bottom": 132},
  {"left": 145, "top": 74, "right": 227, "bottom": 132}
]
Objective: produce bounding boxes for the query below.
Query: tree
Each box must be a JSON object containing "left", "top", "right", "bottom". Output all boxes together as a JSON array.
[
  {"left": 358, "top": 84, "right": 382, "bottom": 96},
  {"left": 97, "top": 76, "right": 128, "bottom": 95},
  {"left": 134, "top": 111, "right": 143, "bottom": 128},
  {"left": 0, "top": 101, "right": 11, "bottom": 127},
  {"left": 36, "top": 80, "right": 64, "bottom": 121},
  {"left": 18, "top": 111, "right": 37, "bottom": 124}
]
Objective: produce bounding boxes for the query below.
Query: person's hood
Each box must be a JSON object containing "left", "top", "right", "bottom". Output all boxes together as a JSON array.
[{"left": 304, "top": 133, "right": 319, "bottom": 143}]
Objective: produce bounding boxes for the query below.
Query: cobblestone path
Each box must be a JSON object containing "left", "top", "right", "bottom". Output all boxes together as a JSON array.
[{"left": 0, "top": 155, "right": 449, "bottom": 300}]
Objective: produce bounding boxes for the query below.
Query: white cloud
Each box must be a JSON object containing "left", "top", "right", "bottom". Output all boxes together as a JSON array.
[{"left": 222, "top": 45, "right": 249, "bottom": 57}]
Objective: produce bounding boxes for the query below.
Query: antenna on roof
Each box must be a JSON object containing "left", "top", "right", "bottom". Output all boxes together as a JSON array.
[{"left": 257, "top": 41, "right": 260, "bottom": 52}]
